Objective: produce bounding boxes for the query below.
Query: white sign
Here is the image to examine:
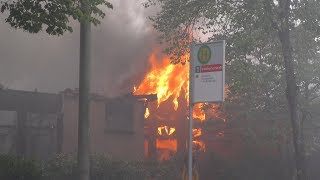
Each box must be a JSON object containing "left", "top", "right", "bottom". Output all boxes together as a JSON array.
[{"left": 190, "top": 40, "right": 225, "bottom": 104}]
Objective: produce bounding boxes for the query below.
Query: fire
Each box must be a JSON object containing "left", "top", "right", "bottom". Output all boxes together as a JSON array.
[
  {"left": 158, "top": 126, "right": 176, "bottom": 136},
  {"left": 193, "top": 104, "right": 206, "bottom": 121},
  {"left": 156, "top": 139, "right": 177, "bottom": 151},
  {"left": 192, "top": 128, "right": 202, "bottom": 138},
  {"left": 144, "top": 108, "right": 150, "bottom": 119},
  {"left": 193, "top": 140, "right": 206, "bottom": 152},
  {"left": 135, "top": 51, "right": 217, "bottom": 159},
  {"left": 134, "top": 53, "right": 206, "bottom": 121},
  {"left": 134, "top": 53, "right": 188, "bottom": 110},
  {"left": 156, "top": 139, "right": 177, "bottom": 160},
  {"left": 133, "top": 85, "right": 137, "bottom": 93}
]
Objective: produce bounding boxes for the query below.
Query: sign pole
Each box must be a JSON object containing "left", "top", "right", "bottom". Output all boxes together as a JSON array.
[
  {"left": 188, "top": 43, "right": 194, "bottom": 180},
  {"left": 188, "top": 103, "right": 194, "bottom": 180},
  {"left": 189, "top": 40, "right": 225, "bottom": 180},
  {"left": 78, "top": 1, "right": 91, "bottom": 180}
]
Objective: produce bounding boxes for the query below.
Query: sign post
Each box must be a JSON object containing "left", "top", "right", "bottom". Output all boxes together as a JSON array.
[{"left": 188, "top": 40, "right": 225, "bottom": 180}]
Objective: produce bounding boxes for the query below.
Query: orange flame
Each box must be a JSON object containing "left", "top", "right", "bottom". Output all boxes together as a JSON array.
[
  {"left": 134, "top": 52, "right": 206, "bottom": 121},
  {"left": 192, "top": 128, "right": 202, "bottom": 138},
  {"left": 133, "top": 85, "right": 137, "bottom": 93},
  {"left": 156, "top": 139, "right": 177, "bottom": 160},
  {"left": 136, "top": 51, "right": 212, "bottom": 157},
  {"left": 144, "top": 108, "right": 150, "bottom": 119},
  {"left": 193, "top": 104, "right": 206, "bottom": 121},
  {"left": 156, "top": 139, "right": 177, "bottom": 152},
  {"left": 158, "top": 126, "right": 176, "bottom": 136},
  {"left": 193, "top": 140, "right": 206, "bottom": 152}
]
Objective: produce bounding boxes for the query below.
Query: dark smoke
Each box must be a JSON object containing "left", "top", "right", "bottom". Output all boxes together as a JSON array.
[{"left": 0, "top": 0, "right": 157, "bottom": 96}]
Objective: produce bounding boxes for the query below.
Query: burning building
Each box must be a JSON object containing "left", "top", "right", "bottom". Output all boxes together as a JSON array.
[
  {"left": 0, "top": 51, "right": 226, "bottom": 162},
  {"left": 134, "top": 52, "right": 213, "bottom": 160}
]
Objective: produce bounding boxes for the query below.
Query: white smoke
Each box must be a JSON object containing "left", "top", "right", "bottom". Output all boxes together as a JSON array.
[{"left": 0, "top": 0, "right": 157, "bottom": 96}]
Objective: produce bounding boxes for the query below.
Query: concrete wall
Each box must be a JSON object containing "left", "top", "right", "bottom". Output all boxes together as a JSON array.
[{"left": 62, "top": 93, "right": 145, "bottom": 161}]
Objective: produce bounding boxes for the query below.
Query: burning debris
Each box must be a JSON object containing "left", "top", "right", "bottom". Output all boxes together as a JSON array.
[
  {"left": 133, "top": 52, "right": 207, "bottom": 121},
  {"left": 144, "top": 108, "right": 150, "bottom": 119},
  {"left": 133, "top": 51, "right": 225, "bottom": 160}
]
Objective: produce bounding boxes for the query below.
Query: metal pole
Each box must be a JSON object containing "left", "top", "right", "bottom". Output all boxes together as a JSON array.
[
  {"left": 188, "top": 103, "right": 194, "bottom": 180},
  {"left": 78, "top": 0, "right": 91, "bottom": 180},
  {"left": 188, "top": 43, "right": 194, "bottom": 180}
]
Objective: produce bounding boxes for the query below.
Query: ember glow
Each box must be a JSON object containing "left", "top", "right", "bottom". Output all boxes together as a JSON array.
[
  {"left": 134, "top": 53, "right": 206, "bottom": 121},
  {"left": 156, "top": 139, "right": 177, "bottom": 151},
  {"left": 158, "top": 126, "right": 176, "bottom": 136},
  {"left": 193, "top": 140, "right": 206, "bottom": 152},
  {"left": 144, "top": 108, "right": 150, "bottom": 119},
  {"left": 156, "top": 139, "right": 177, "bottom": 160},
  {"left": 193, "top": 128, "right": 202, "bottom": 138},
  {"left": 133, "top": 85, "right": 137, "bottom": 93},
  {"left": 135, "top": 51, "right": 212, "bottom": 158}
]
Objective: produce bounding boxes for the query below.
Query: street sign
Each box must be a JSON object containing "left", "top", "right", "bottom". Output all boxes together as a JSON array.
[
  {"left": 190, "top": 40, "right": 225, "bottom": 104},
  {"left": 188, "top": 40, "right": 225, "bottom": 180}
]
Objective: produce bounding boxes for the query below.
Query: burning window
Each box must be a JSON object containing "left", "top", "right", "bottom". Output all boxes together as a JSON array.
[{"left": 105, "top": 98, "right": 134, "bottom": 133}]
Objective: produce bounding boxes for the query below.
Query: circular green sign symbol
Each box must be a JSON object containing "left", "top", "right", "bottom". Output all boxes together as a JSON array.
[{"left": 197, "top": 45, "right": 211, "bottom": 64}]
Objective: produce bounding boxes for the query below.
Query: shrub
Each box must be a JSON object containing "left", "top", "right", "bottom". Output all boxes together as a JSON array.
[
  {"left": 0, "top": 153, "right": 181, "bottom": 180},
  {"left": 42, "top": 153, "right": 77, "bottom": 180},
  {"left": 143, "top": 160, "right": 180, "bottom": 180},
  {"left": 42, "top": 153, "right": 146, "bottom": 180},
  {"left": 0, "top": 154, "right": 42, "bottom": 180}
]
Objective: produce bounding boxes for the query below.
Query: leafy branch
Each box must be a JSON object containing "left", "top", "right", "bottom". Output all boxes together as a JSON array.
[{"left": 0, "top": 0, "right": 113, "bottom": 35}]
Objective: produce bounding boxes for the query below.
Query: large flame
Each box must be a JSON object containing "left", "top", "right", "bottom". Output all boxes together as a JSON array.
[
  {"left": 134, "top": 53, "right": 206, "bottom": 121},
  {"left": 136, "top": 52, "right": 211, "bottom": 158}
]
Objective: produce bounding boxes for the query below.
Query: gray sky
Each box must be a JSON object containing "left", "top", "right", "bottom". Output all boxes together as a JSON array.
[{"left": 0, "top": 0, "right": 157, "bottom": 96}]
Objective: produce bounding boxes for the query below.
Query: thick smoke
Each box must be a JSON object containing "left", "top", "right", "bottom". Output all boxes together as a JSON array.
[{"left": 0, "top": 0, "right": 156, "bottom": 96}]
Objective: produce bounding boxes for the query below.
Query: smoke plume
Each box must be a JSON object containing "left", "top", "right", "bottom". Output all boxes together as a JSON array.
[{"left": 0, "top": 0, "right": 157, "bottom": 96}]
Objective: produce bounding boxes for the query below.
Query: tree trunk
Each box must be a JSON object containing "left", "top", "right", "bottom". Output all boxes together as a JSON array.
[
  {"left": 278, "top": 25, "right": 306, "bottom": 180},
  {"left": 276, "top": 0, "right": 307, "bottom": 179},
  {"left": 299, "top": 82, "right": 310, "bottom": 179}
]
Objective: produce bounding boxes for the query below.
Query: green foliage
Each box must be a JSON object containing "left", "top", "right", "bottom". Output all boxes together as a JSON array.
[
  {"left": 143, "top": 159, "right": 180, "bottom": 180},
  {"left": 42, "top": 153, "right": 146, "bottom": 180},
  {"left": 0, "top": 154, "right": 42, "bottom": 180},
  {"left": 0, "top": 152, "right": 180, "bottom": 180},
  {"left": 42, "top": 153, "right": 77, "bottom": 180},
  {"left": 145, "top": 0, "right": 320, "bottom": 98},
  {"left": 146, "top": 0, "right": 320, "bottom": 116},
  {"left": 145, "top": 1, "right": 320, "bottom": 164},
  {"left": 0, "top": 0, "right": 113, "bottom": 35},
  {"left": 42, "top": 153, "right": 181, "bottom": 180}
]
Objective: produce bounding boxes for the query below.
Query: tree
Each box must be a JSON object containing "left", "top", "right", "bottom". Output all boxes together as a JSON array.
[
  {"left": 1, "top": 1, "right": 113, "bottom": 180},
  {"left": 0, "top": 0, "right": 113, "bottom": 35},
  {"left": 145, "top": 0, "right": 320, "bottom": 179}
]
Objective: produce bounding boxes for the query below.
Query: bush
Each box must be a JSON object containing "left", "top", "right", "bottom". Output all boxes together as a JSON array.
[
  {"left": 0, "top": 153, "right": 181, "bottom": 180},
  {"left": 42, "top": 153, "right": 146, "bottom": 180},
  {"left": 90, "top": 154, "right": 146, "bottom": 180},
  {"left": 0, "top": 154, "right": 42, "bottom": 180},
  {"left": 42, "top": 153, "right": 77, "bottom": 180},
  {"left": 143, "top": 160, "right": 180, "bottom": 180}
]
